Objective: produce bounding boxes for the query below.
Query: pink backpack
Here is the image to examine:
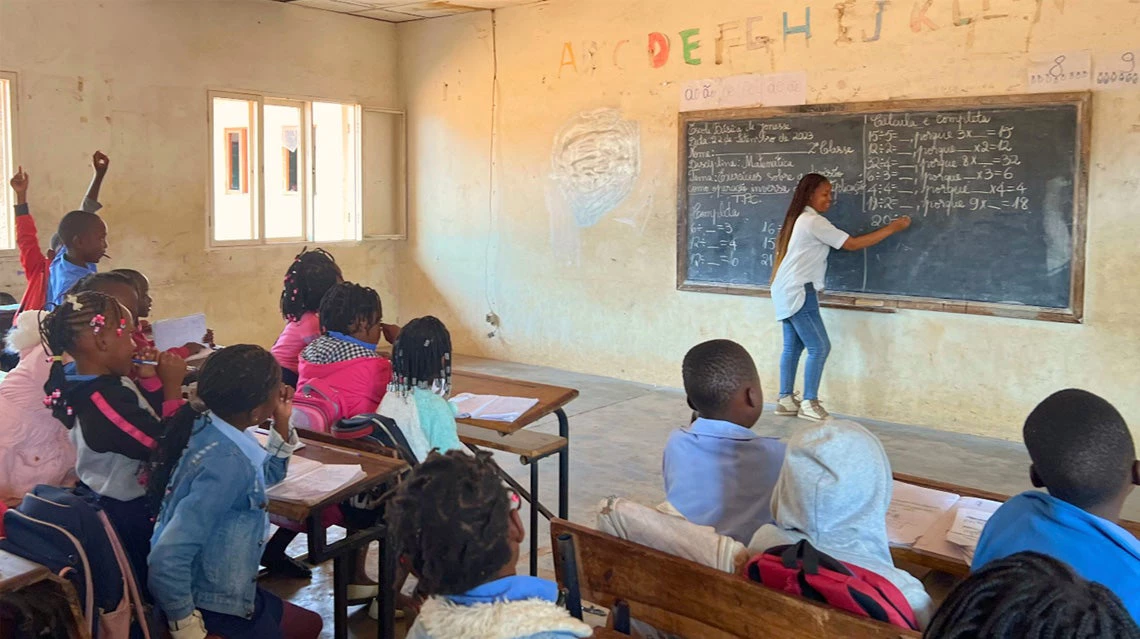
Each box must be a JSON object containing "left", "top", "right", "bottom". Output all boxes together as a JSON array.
[{"left": 290, "top": 378, "right": 343, "bottom": 434}]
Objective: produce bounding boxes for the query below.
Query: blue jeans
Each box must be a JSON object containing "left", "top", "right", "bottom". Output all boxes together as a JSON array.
[{"left": 780, "top": 284, "right": 831, "bottom": 401}]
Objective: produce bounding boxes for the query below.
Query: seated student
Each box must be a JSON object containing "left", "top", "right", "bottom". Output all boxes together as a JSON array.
[
  {"left": 389, "top": 450, "right": 593, "bottom": 639},
  {"left": 271, "top": 248, "right": 342, "bottom": 388},
  {"left": 296, "top": 281, "right": 393, "bottom": 420},
  {"left": 10, "top": 153, "right": 109, "bottom": 314},
  {"left": 377, "top": 316, "right": 462, "bottom": 462},
  {"left": 662, "top": 339, "right": 785, "bottom": 544},
  {"left": 148, "top": 345, "right": 321, "bottom": 639},
  {"left": 972, "top": 389, "right": 1140, "bottom": 619},
  {"left": 110, "top": 268, "right": 214, "bottom": 358},
  {"left": 0, "top": 309, "right": 77, "bottom": 502},
  {"left": 925, "top": 551, "right": 1140, "bottom": 639},
  {"left": 0, "top": 272, "right": 140, "bottom": 503},
  {"left": 41, "top": 290, "right": 187, "bottom": 585},
  {"left": 748, "top": 419, "right": 935, "bottom": 627}
]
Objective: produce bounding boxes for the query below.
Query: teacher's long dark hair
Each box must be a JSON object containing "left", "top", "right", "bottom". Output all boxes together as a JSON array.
[{"left": 771, "top": 173, "right": 829, "bottom": 283}]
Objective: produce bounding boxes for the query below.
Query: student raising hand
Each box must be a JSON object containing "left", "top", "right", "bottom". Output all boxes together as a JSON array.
[
  {"left": 92, "top": 150, "right": 110, "bottom": 175},
  {"left": 9, "top": 167, "right": 28, "bottom": 202}
]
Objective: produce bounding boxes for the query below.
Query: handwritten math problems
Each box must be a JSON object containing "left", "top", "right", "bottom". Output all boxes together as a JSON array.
[{"left": 678, "top": 96, "right": 1087, "bottom": 316}]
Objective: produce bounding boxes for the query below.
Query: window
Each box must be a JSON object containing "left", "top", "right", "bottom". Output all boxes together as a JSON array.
[
  {"left": 208, "top": 90, "right": 406, "bottom": 245},
  {"left": 0, "top": 72, "right": 17, "bottom": 251}
]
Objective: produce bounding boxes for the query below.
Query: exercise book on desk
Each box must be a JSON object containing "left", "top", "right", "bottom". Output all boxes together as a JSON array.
[
  {"left": 450, "top": 393, "right": 539, "bottom": 422},
  {"left": 264, "top": 455, "right": 365, "bottom": 506}
]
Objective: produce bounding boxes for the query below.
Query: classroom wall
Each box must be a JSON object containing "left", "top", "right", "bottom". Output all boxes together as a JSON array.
[
  {"left": 397, "top": 0, "right": 1140, "bottom": 440},
  {"left": 0, "top": 0, "right": 401, "bottom": 344}
]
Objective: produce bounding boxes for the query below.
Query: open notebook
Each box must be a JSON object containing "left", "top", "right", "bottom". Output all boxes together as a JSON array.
[
  {"left": 887, "top": 480, "right": 1002, "bottom": 564},
  {"left": 449, "top": 393, "right": 539, "bottom": 422},
  {"left": 263, "top": 454, "right": 365, "bottom": 506}
]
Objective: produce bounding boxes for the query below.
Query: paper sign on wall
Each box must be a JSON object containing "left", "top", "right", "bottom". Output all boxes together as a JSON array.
[
  {"left": 1027, "top": 51, "right": 1092, "bottom": 92},
  {"left": 680, "top": 71, "right": 807, "bottom": 111},
  {"left": 1094, "top": 50, "right": 1139, "bottom": 90}
]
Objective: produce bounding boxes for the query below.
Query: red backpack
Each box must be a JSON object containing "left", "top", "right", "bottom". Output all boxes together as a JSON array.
[{"left": 745, "top": 540, "right": 919, "bottom": 631}]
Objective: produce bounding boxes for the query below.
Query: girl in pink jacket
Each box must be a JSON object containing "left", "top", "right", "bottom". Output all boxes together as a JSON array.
[
  {"left": 270, "top": 248, "right": 342, "bottom": 388},
  {"left": 0, "top": 310, "right": 77, "bottom": 502}
]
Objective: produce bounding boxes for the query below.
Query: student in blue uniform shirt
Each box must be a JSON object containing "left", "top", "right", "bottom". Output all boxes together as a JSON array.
[
  {"left": 972, "top": 389, "right": 1140, "bottom": 621},
  {"left": 662, "top": 339, "right": 786, "bottom": 543},
  {"left": 46, "top": 152, "right": 111, "bottom": 308}
]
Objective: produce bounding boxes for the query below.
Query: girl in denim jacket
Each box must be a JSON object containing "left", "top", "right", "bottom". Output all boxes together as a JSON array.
[{"left": 147, "top": 345, "right": 321, "bottom": 639}]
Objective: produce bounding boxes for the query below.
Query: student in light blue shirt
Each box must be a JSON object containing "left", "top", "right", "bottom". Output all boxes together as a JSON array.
[
  {"left": 46, "top": 151, "right": 111, "bottom": 308},
  {"left": 663, "top": 339, "right": 786, "bottom": 543},
  {"left": 972, "top": 389, "right": 1140, "bottom": 621}
]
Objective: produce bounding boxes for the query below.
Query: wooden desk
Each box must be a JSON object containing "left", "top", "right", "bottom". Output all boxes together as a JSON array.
[
  {"left": 0, "top": 549, "right": 89, "bottom": 638},
  {"left": 451, "top": 370, "right": 579, "bottom": 576},
  {"left": 591, "top": 629, "right": 630, "bottom": 638},
  {"left": 889, "top": 472, "right": 1140, "bottom": 578},
  {"left": 270, "top": 437, "right": 407, "bottom": 639}
]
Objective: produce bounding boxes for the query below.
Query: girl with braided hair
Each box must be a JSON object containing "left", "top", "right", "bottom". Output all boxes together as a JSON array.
[
  {"left": 148, "top": 345, "right": 322, "bottom": 639},
  {"left": 377, "top": 315, "right": 462, "bottom": 463},
  {"left": 40, "top": 289, "right": 187, "bottom": 586},
  {"left": 924, "top": 551, "right": 1140, "bottom": 638},
  {"left": 389, "top": 450, "right": 592, "bottom": 639},
  {"left": 270, "top": 247, "right": 342, "bottom": 387}
]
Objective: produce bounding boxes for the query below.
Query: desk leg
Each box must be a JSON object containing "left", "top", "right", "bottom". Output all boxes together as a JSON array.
[
  {"left": 378, "top": 528, "right": 396, "bottom": 639},
  {"left": 333, "top": 554, "right": 349, "bottom": 639},
  {"left": 556, "top": 408, "right": 569, "bottom": 520},
  {"left": 530, "top": 462, "right": 539, "bottom": 577}
]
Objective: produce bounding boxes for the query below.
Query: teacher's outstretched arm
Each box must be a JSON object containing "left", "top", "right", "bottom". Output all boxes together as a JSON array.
[{"left": 841, "top": 216, "right": 912, "bottom": 251}]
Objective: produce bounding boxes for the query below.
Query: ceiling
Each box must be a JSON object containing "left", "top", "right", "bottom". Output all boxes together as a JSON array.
[{"left": 276, "top": 0, "right": 544, "bottom": 22}]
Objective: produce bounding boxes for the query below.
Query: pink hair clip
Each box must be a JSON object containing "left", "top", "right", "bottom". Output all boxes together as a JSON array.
[
  {"left": 89, "top": 314, "right": 106, "bottom": 334},
  {"left": 116, "top": 318, "right": 127, "bottom": 337}
]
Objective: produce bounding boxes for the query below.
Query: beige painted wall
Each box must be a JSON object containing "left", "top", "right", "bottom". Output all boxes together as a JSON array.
[
  {"left": 398, "top": 0, "right": 1140, "bottom": 440},
  {"left": 0, "top": 0, "right": 402, "bottom": 345}
]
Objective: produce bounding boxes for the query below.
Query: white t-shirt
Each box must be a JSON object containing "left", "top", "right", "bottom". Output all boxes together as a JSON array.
[{"left": 770, "top": 207, "right": 850, "bottom": 321}]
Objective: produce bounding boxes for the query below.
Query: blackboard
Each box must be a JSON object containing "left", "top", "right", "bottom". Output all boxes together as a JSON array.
[{"left": 677, "top": 93, "right": 1090, "bottom": 323}]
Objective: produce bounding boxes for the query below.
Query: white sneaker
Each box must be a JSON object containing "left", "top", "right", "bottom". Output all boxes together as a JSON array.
[
  {"left": 798, "top": 400, "right": 831, "bottom": 421},
  {"left": 775, "top": 393, "right": 801, "bottom": 416}
]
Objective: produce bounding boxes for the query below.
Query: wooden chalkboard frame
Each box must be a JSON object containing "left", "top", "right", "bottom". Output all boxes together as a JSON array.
[{"left": 676, "top": 92, "right": 1091, "bottom": 324}]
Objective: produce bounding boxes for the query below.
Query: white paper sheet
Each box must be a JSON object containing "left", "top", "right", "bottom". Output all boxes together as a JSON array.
[
  {"left": 266, "top": 460, "right": 365, "bottom": 505},
  {"left": 886, "top": 481, "right": 961, "bottom": 546},
  {"left": 152, "top": 313, "right": 208, "bottom": 352},
  {"left": 450, "top": 393, "right": 539, "bottom": 422},
  {"left": 1094, "top": 49, "right": 1139, "bottom": 90},
  {"left": 945, "top": 507, "right": 994, "bottom": 550},
  {"left": 1027, "top": 51, "right": 1092, "bottom": 92},
  {"left": 913, "top": 497, "right": 1002, "bottom": 564}
]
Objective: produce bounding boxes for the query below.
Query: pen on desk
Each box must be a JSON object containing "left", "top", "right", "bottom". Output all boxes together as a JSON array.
[{"left": 133, "top": 359, "right": 197, "bottom": 372}]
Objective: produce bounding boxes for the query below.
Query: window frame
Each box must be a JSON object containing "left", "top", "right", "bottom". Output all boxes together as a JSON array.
[
  {"left": 224, "top": 127, "right": 249, "bottom": 195},
  {"left": 0, "top": 71, "right": 20, "bottom": 255},
  {"left": 206, "top": 88, "right": 406, "bottom": 249}
]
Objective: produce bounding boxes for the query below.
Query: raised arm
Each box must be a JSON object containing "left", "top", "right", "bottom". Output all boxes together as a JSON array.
[
  {"left": 841, "top": 216, "right": 911, "bottom": 251},
  {"left": 81, "top": 151, "right": 110, "bottom": 212}
]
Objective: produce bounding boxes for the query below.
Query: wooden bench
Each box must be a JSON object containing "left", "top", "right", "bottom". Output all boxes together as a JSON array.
[
  {"left": 0, "top": 549, "right": 89, "bottom": 639},
  {"left": 551, "top": 519, "right": 921, "bottom": 639}
]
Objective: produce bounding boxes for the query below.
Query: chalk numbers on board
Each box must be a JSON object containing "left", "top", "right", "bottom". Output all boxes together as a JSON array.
[{"left": 1096, "top": 52, "right": 1139, "bottom": 87}]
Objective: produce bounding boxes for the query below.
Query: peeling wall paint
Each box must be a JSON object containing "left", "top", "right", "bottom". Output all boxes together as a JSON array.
[
  {"left": 398, "top": 0, "right": 1140, "bottom": 441},
  {"left": 0, "top": 0, "right": 402, "bottom": 346}
]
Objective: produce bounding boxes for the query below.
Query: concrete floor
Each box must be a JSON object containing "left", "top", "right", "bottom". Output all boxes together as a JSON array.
[{"left": 262, "top": 354, "right": 1140, "bottom": 638}]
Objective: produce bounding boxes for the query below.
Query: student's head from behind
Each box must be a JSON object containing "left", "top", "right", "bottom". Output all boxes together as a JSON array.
[
  {"left": 318, "top": 282, "right": 383, "bottom": 345},
  {"left": 39, "top": 291, "right": 136, "bottom": 426},
  {"left": 110, "top": 269, "right": 151, "bottom": 318},
  {"left": 391, "top": 316, "right": 451, "bottom": 394},
  {"left": 923, "top": 551, "right": 1140, "bottom": 639},
  {"left": 57, "top": 210, "right": 107, "bottom": 264},
  {"left": 1024, "top": 389, "right": 1138, "bottom": 519},
  {"left": 281, "top": 247, "right": 343, "bottom": 323},
  {"left": 386, "top": 450, "right": 524, "bottom": 596},
  {"left": 682, "top": 339, "right": 762, "bottom": 428},
  {"left": 70, "top": 272, "right": 139, "bottom": 321},
  {"left": 147, "top": 345, "right": 284, "bottom": 511}
]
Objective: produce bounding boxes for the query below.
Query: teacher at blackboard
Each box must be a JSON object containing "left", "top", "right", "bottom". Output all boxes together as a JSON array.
[{"left": 770, "top": 173, "right": 911, "bottom": 421}]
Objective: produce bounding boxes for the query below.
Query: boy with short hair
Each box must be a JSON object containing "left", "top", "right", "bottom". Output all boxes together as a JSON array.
[
  {"left": 973, "top": 389, "right": 1140, "bottom": 620},
  {"left": 11, "top": 151, "right": 109, "bottom": 313},
  {"left": 663, "top": 339, "right": 786, "bottom": 543}
]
